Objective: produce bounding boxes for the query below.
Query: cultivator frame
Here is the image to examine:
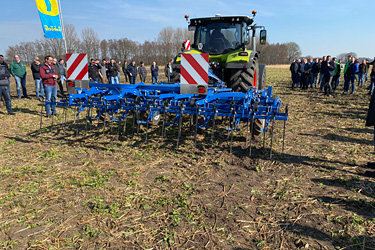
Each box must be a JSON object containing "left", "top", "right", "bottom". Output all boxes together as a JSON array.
[{"left": 40, "top": 76, "right": 288, "bottom": 157}]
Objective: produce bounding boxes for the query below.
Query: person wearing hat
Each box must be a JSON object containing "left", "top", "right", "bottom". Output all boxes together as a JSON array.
[{"left": 31, "top": 56, "right": 44, "bottom": 100}]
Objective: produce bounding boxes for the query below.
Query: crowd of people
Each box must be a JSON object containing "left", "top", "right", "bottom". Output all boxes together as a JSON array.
[
  {"left": 87, "top": 58, "right": 174, "bottom": 85},
  {"left": 290, "top": 55, "right": 375, "bottom": 96},
  {"left": 0, "top": 54, "right": 177, "bottom": 116}
]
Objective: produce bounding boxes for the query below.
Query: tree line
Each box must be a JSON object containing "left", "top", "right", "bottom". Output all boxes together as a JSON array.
[
  {"left": 5, "top": 23, "right": 309, "bottom": 65},
  {"left": 5, "top": 24, "right": 194, "bottom": 65}
]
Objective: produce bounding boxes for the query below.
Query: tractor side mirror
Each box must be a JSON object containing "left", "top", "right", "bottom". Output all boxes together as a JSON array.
[{"left": 259, "top": 30, "right": 267, "bottom": 45}]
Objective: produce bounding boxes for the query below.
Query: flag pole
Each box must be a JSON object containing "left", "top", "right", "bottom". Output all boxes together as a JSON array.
[{"left": 57, "top": 0, "right": 67, "bottom": 54}]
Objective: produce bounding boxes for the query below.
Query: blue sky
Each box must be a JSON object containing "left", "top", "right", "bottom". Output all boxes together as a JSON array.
[{"left": 1, "top": 0, "right": 374, "bottom": 59}]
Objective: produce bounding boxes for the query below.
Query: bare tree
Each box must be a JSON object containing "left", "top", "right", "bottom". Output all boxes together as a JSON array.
[
  {"left": 100, "top": 39, "right": 108, "bottom": 59},
  {"left": 285, "top": 42, "right": 302, "bottom": 62},
  {"left": 80, "top": 28, "right": 100, "bottom": 60},
  {"left": 337, "top": 52, "right": 357, "bottom": 62},
  {"left": 64, "top": 23, "right": 81, "bottom": 54},
  {"left": 158, "top": 27, "right": 175, "bottom": 62}
]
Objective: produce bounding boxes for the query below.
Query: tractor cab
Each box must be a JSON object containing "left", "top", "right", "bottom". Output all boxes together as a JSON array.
[{"left": 189, "top": 15, "right": 254, "bottom": 55}]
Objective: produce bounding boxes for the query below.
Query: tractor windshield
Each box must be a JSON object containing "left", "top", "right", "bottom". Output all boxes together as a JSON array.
[{"left": 194, "top": 22, "right": 242, "bottom": 54}]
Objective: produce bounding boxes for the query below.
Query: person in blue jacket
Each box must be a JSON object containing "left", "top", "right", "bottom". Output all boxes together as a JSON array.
[{"left": 344, "top": 57, "right": 359, "bottom": 94}]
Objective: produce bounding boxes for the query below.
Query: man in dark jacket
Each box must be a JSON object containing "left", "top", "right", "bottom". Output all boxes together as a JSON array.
[
  {"left": 138, "top": 61, "right": 147, "bottom": 83},
  {"left": 302, "top": 58, "right": 313, "bottom": 89},
  {"left": 323, "top": 56, "right": 335, "bottom": 96},
  {"left": 311, "top": 58, "right": 320, "bottom": 88},
  {"left": 122, "top": 61, "right": 128, "bottom": 83},
  {"left": 290, "top": 59, "right": 299, "bottom": 89},
  {"left": 0, "top": 64, "right": 15, "bottom": 115},
  {"left": 126, "top": 60, "right": 137, "bottom": 84},
  {"left": 319, "top": 56, "right": 327, "bottom": 91},
  {"left": 164, "top": 59, "right": 173, "bottom": 83},
  {"left": 108, "top": 59, "right": 119, "bottom": 84},
  {"left": 151, "top": 61, "right": 159, "bottom": 84},
  {"left": 31, "top": 57, "right": 43, "bottom": 100},
  {"left": 358, "top": 59, "right": 367, "bottom": 87},
  {"left": 88, "top": 59, "right": 102, "bottom": 83}
]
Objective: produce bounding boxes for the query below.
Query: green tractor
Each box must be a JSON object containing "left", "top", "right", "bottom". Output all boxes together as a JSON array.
[{"left": 171, "top": 11, "right": 267, "bottom": 93}]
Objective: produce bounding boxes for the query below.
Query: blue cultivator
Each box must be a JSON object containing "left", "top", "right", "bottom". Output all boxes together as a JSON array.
[{"left": 41, "top": 77, "right": 288, "bottom": 157}]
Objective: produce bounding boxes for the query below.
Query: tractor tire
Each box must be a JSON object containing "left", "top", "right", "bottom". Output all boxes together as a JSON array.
[
  {"left": 228, "top": 57, "right": 265, "bottom": 136},
  {"left": 171, "top": 70, "right": 180, "bottom": 83},
  {"left": 229, "top": 57, "right": 259, "bottom": 93},
  {"left": 252, "top": 119, "right": 265, "bottom": 136}
]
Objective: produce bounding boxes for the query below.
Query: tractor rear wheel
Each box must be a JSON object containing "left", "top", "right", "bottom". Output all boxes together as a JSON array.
[
  {"left": 228, "top": 57, "right": 259, "bottom": 92},
  {"left": 228, "top": 57, "right": 265, "bottom": 135}
]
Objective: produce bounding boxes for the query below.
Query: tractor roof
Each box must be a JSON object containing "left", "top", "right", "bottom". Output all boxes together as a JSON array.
[{"left": 189, "top": 16, "right": 254, "bottom": 26}]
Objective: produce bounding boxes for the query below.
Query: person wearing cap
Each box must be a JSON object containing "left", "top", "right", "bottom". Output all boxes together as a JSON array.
[
  {"left": 31, "top": 56, "right": 44, "bottom": 100},
  {"left": 10, "top": 54, "right": 28, "bottom": 99}
]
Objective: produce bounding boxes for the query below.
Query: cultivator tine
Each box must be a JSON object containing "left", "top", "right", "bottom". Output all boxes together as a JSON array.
[
  {"left": 230, "top": 108, "right": 235, "bottom": 154},
  {"left": 161, "top": 101, "right": 167, "bottom": 138},
  {"left": 245, "top": 118, "right": 249, "bottom": 148},
  {"left": 136, "top": 110, "right": 140, "bottom": 136},
  {"left": 132, "top": 110, "right": 136, "bottom": 137},
  {"left": 249, "top": 100, "right": 258, "bottom": 157},
  {"left": 282, "top": 105, "right": 288, "bottom": 153},
  {"left": 123, "top": 113, "right": 128, "bottom": 135},
  {"left": 263, "top": 107, "right": 269, "bottom": 150},
  {"left": 73, "top": 106, "right": 78, "bottom": 124},
  {"left": 194, "top": 104, "right": 199, "bottom": 146},
  {"left": 270, "top": 111, "right": 276, "bottom": 159},
  {"left": 145, "top": 103, "right": 151, "bottom": 144},
  {"left": 211, "top": 103, "right": 216, "bottom": 148},
  {"left": 177, "top": 102, "right": 183, "bottom": 149},
  {"left": 103, "top": 102, "right": 108, "bottom": 136}
]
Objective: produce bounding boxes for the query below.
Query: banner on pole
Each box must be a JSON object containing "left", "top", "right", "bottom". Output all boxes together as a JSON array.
[{"left": 35, "top": 0, "right": 63, "bottom": 39}]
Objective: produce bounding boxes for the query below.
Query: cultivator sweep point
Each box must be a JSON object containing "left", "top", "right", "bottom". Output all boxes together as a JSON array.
[{"left": 40, "top": 75, "right": 288, "bottom": 157}]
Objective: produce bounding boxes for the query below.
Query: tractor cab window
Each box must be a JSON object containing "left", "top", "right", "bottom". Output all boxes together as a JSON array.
[{"left": 195, "top": 22, "right": 242, "bottom": 54}]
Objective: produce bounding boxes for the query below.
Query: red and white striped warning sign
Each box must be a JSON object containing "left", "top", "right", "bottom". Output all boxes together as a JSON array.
[
  {"left": 185, "top": 40, "right": 191, "bottom": 50},
  {"left": 66, "top": 53, "right": 88, "bottom": 80},
  {"left": 180, "top": 53, "right": 209, "bottom": 85}
]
